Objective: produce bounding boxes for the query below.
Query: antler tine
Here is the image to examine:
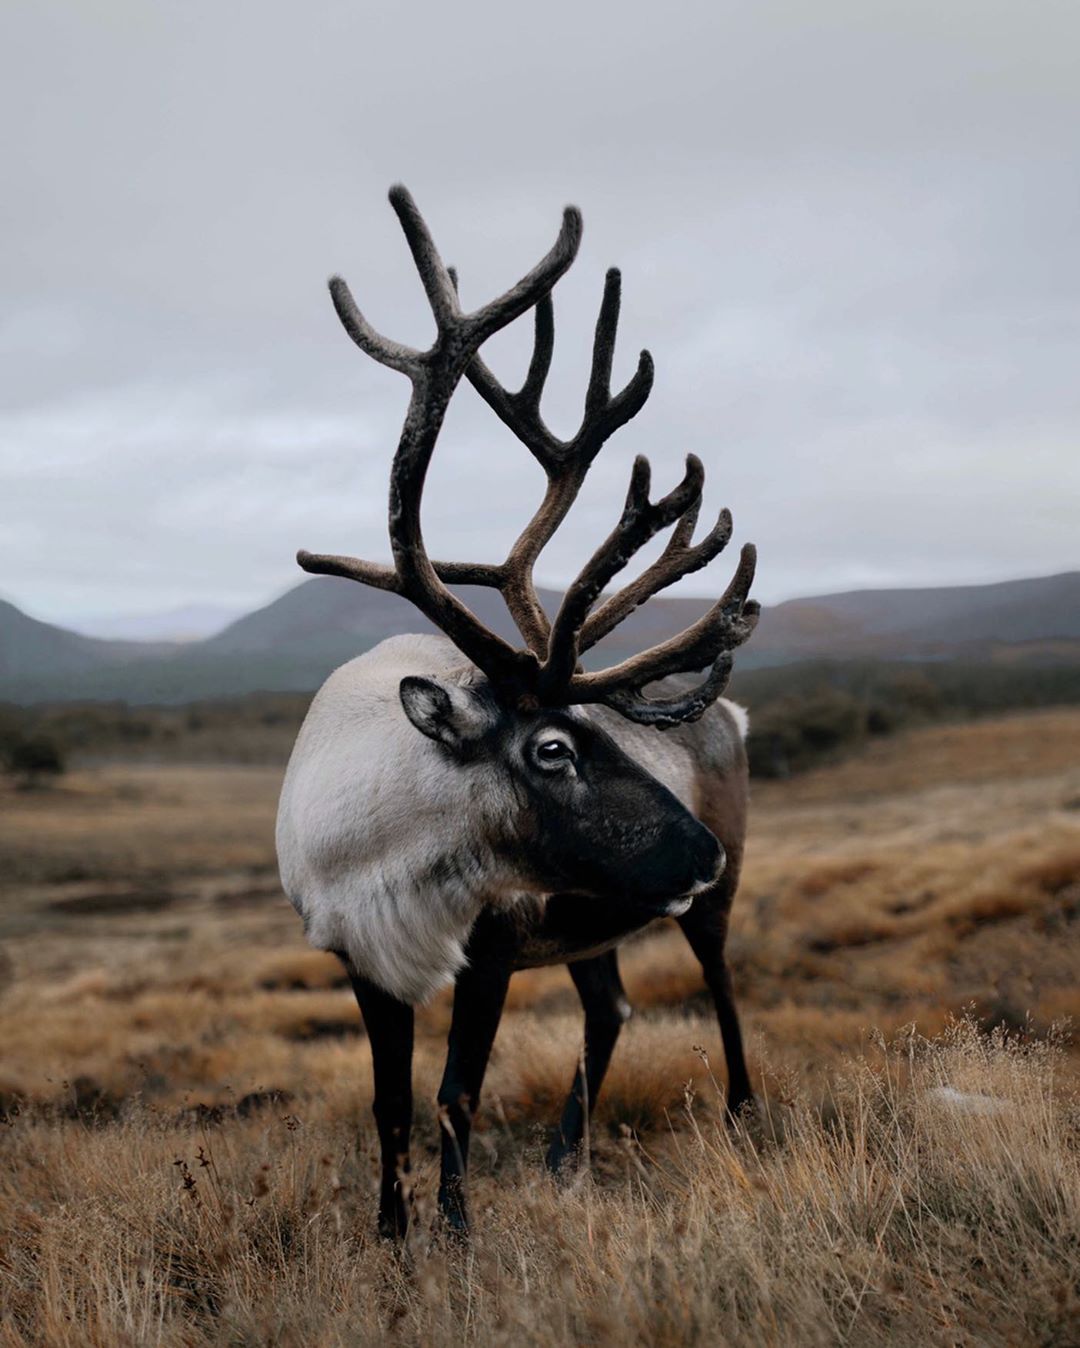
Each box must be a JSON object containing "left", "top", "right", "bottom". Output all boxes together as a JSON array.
[
  {"left": 348, "top": 184, "right": 582, "bottom": 378},
  {"left": 520, "top": 292, "right": 555, "bottom": 412},
  {"left": 466, "top": 267, "right": 654, "bottom": 470},
  {"left": 537, "top": 454, "right": 705, "bottom": 700},
  {"left": 466, "top": 203, "right": 583, "bottom": 349},
  {"left": 457, "top": 268, "right": 657, "bottom": 655},
  {"left": 304, "top": 186, "right": 583, "bottom": 694},
  {"left": 458, "top": 293, "right": 558, "bottom": 467},
  {"left": 584, "top": 268, "right": 622, "bottom": 417},
  {"left": 584, "top": 270, "right": 656, "bottom": 437},
  {"left": 328, "top": 276, "right": 422, "bottom": 376},
  {"left": 297, "top": 550, "right": 503, "bottom": 592},
  {"left": 602, "top": 652, "right": 737, "bottom": 728},
  {"left": 566, "top": 541, "right": 759, "bottom": 706},
  {"left": 579, "top": 502, "right": 735, "bottom": 652},
  {"left": 388, "top": 185, "right": 461, "bottom": 328}
]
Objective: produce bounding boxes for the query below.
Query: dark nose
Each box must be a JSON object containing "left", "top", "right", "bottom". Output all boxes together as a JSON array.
[{"left": 681, "top": 819, "right": 724, "bottom": 889}]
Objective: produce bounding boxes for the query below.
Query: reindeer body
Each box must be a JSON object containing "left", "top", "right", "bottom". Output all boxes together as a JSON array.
[
  {"left": 278, "top": 632, "right": 754, "bottom": 1235},
  {"left": 275, "top": 185, "right": 761, "bottom": 1236},
  {"left": 278, "top": 633, "right": 750, "bottom": 996}
]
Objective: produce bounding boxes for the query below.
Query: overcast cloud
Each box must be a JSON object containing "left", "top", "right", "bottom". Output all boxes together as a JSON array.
[{"left": 3, "top": 0, "right": 1078, "bottom": 627}]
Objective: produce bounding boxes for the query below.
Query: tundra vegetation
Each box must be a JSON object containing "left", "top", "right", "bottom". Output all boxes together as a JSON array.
[
  {"left": 0, "top": 705, "right": 1077, "bottom": 1345},
  {"left": 5, "top": 654, "right": 1079, "bottom": 776}
]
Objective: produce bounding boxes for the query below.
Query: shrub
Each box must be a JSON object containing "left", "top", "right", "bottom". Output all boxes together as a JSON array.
[
  {"left": 5, "top": 731, "right": 66, "bottom": 787},
  {"left": 746, "top": 688, "right": 865, "bottom": 778},
  {"left": 731, "top": 657, "right": 1080, "bottom": 778}
]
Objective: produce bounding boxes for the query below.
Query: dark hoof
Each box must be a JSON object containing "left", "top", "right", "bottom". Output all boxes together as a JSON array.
[
  {"left": 727, "top": 1094, "right": 781, "bottom": 1145},
  {"left": 437, "top": 1188, "right": 470, "bottom": 1241},
  {"left": 377, "top": 1212, "right": 409, "bottom": 1242},
  {"left": 377, "top": 1187, "right": 411, "bottom": 1242},
  {"left": 725, "top": 1093, "right": 757, "bottom": 1125},
  {"left": 545, "top": 1140, "right": 585, "bottom": 1178}
]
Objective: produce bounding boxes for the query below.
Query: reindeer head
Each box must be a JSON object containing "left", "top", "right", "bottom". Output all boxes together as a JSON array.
[{"left": 396, "top": 672, "right": 722, "bottom": 914}]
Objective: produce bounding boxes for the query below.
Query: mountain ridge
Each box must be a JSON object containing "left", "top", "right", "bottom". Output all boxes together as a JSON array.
[{"left": 2, "top": 570, "right": 1077, "bottom": 705}]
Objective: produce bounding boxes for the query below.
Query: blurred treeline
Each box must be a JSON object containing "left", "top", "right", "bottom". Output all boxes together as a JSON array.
[
  {"left": 730, "top": 661, "right": 1080, "bottom": 777},
  {"left": 0, "top": 696, "right": 310, "bottom": 776},
  {"left": 2, "top": 660, "right": 1079, "bottom": 782}
]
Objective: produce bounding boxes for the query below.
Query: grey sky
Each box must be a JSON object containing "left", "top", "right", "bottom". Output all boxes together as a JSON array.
[{"left": 3, "top": 0, "right": 1078, "bottom": 628}]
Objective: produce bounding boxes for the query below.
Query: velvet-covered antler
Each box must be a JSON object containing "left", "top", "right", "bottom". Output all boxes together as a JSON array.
[
  {"left": 298, "top": 185, "right": 581, "bottom": 695},
  {"left": 299, "top": 186, "right": 758, "bottom": 726},
  {"left": 462, "top": 269, "right": 654, "bottom": 654}
]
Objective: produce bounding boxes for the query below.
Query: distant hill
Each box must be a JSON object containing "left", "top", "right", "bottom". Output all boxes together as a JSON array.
[
  {"left": 750, "top": 571, "right": 1080, "bottom": 661},
  {"left": 0, "top": 598, "right": 176, "bottom": 686},
  {"left": 203, "top": 578, "right": 515, "bottom": 655},
  {"left": 1, "top": 571, "right": 1077, "bottom": 705}
]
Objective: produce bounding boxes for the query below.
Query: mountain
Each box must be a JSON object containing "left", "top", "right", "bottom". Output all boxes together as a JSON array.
[
  {"left": 204, "top": 578, "right": 509, "bottom": 655},
  {"left": 749, "top": 572, "right": 1080, "bottom": 661},
  {"left": 201, "top": 577, "right": 729, "bottom": 674},
  {"left": 1, "top": 571, "right": 1077, "bottom": 705},
  {"left": 0, "top": 599, "right": 177, "bottom": 685}
]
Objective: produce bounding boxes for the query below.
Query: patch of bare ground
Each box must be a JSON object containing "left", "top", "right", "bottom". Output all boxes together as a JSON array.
[{"left": 0, "top": 708, "right": 1077, "bottom": 1343}]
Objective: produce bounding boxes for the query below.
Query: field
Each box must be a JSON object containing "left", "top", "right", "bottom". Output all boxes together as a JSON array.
[{"left": 1, "top": 709, "right": 1079, "bottom": 1344}]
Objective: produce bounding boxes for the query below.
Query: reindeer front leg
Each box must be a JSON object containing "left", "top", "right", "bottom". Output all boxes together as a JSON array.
[
  {"left": 677, "top": 896, "right": 754, "bottom": 1118},
  {"left": 436, "top": 920, "right": 513, "bottom": 1235},
  {"left": 344, "top": 965, "right": 415, "bottom": 1240}
]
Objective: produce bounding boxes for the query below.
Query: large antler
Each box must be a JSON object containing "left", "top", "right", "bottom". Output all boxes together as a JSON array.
[
  {"left": 298, "top": 185, "right": 581, "bottom": 696},
  {"left": 457, "top": 260, "right": 759, "bottom": 726},
  {"left": 461, "top": 269, "right": 653, "bottom": 654},
  {"left": 299, "top": 187, "right": 758, "bottom": 727}
]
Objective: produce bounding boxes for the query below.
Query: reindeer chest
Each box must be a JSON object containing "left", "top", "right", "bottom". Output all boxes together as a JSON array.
[{"left": 479, "top": 893, "right": 665, "bottom": 970}]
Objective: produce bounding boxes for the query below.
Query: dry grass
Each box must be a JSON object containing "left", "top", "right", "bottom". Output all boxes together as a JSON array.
[
  {"left": 0, "top": 1024, "right": 1076, "bottom": 1347},
  {"left": 1, "top": 707, "right": 1079, "bottom": 1344}
]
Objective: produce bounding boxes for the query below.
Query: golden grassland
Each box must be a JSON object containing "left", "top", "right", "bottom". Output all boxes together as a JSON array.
[{"left": 0, "top": 708, "right": 1078, "bottom": 1345}]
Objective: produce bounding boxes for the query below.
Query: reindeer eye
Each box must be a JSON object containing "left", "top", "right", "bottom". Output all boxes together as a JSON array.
[{"left": 535, "top": 738, "right": 574, "bottom": 766}]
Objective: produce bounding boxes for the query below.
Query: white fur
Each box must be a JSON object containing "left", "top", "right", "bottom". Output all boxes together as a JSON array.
[
  {"left": 277, "top": 636, "right": 532, "bottom": 1004},
  {"left": 721, "top": 698, "right": 750, "bottom": 741}
]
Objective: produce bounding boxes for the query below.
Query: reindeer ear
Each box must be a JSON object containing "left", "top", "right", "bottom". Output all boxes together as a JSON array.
[{"left": 399, "top": 677, "right": 492, "bottom": 751}]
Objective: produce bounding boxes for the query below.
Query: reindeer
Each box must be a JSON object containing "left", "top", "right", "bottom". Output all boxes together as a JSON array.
[{"left": 276, "top": 187, "right": 760, "bottom": 1238}]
